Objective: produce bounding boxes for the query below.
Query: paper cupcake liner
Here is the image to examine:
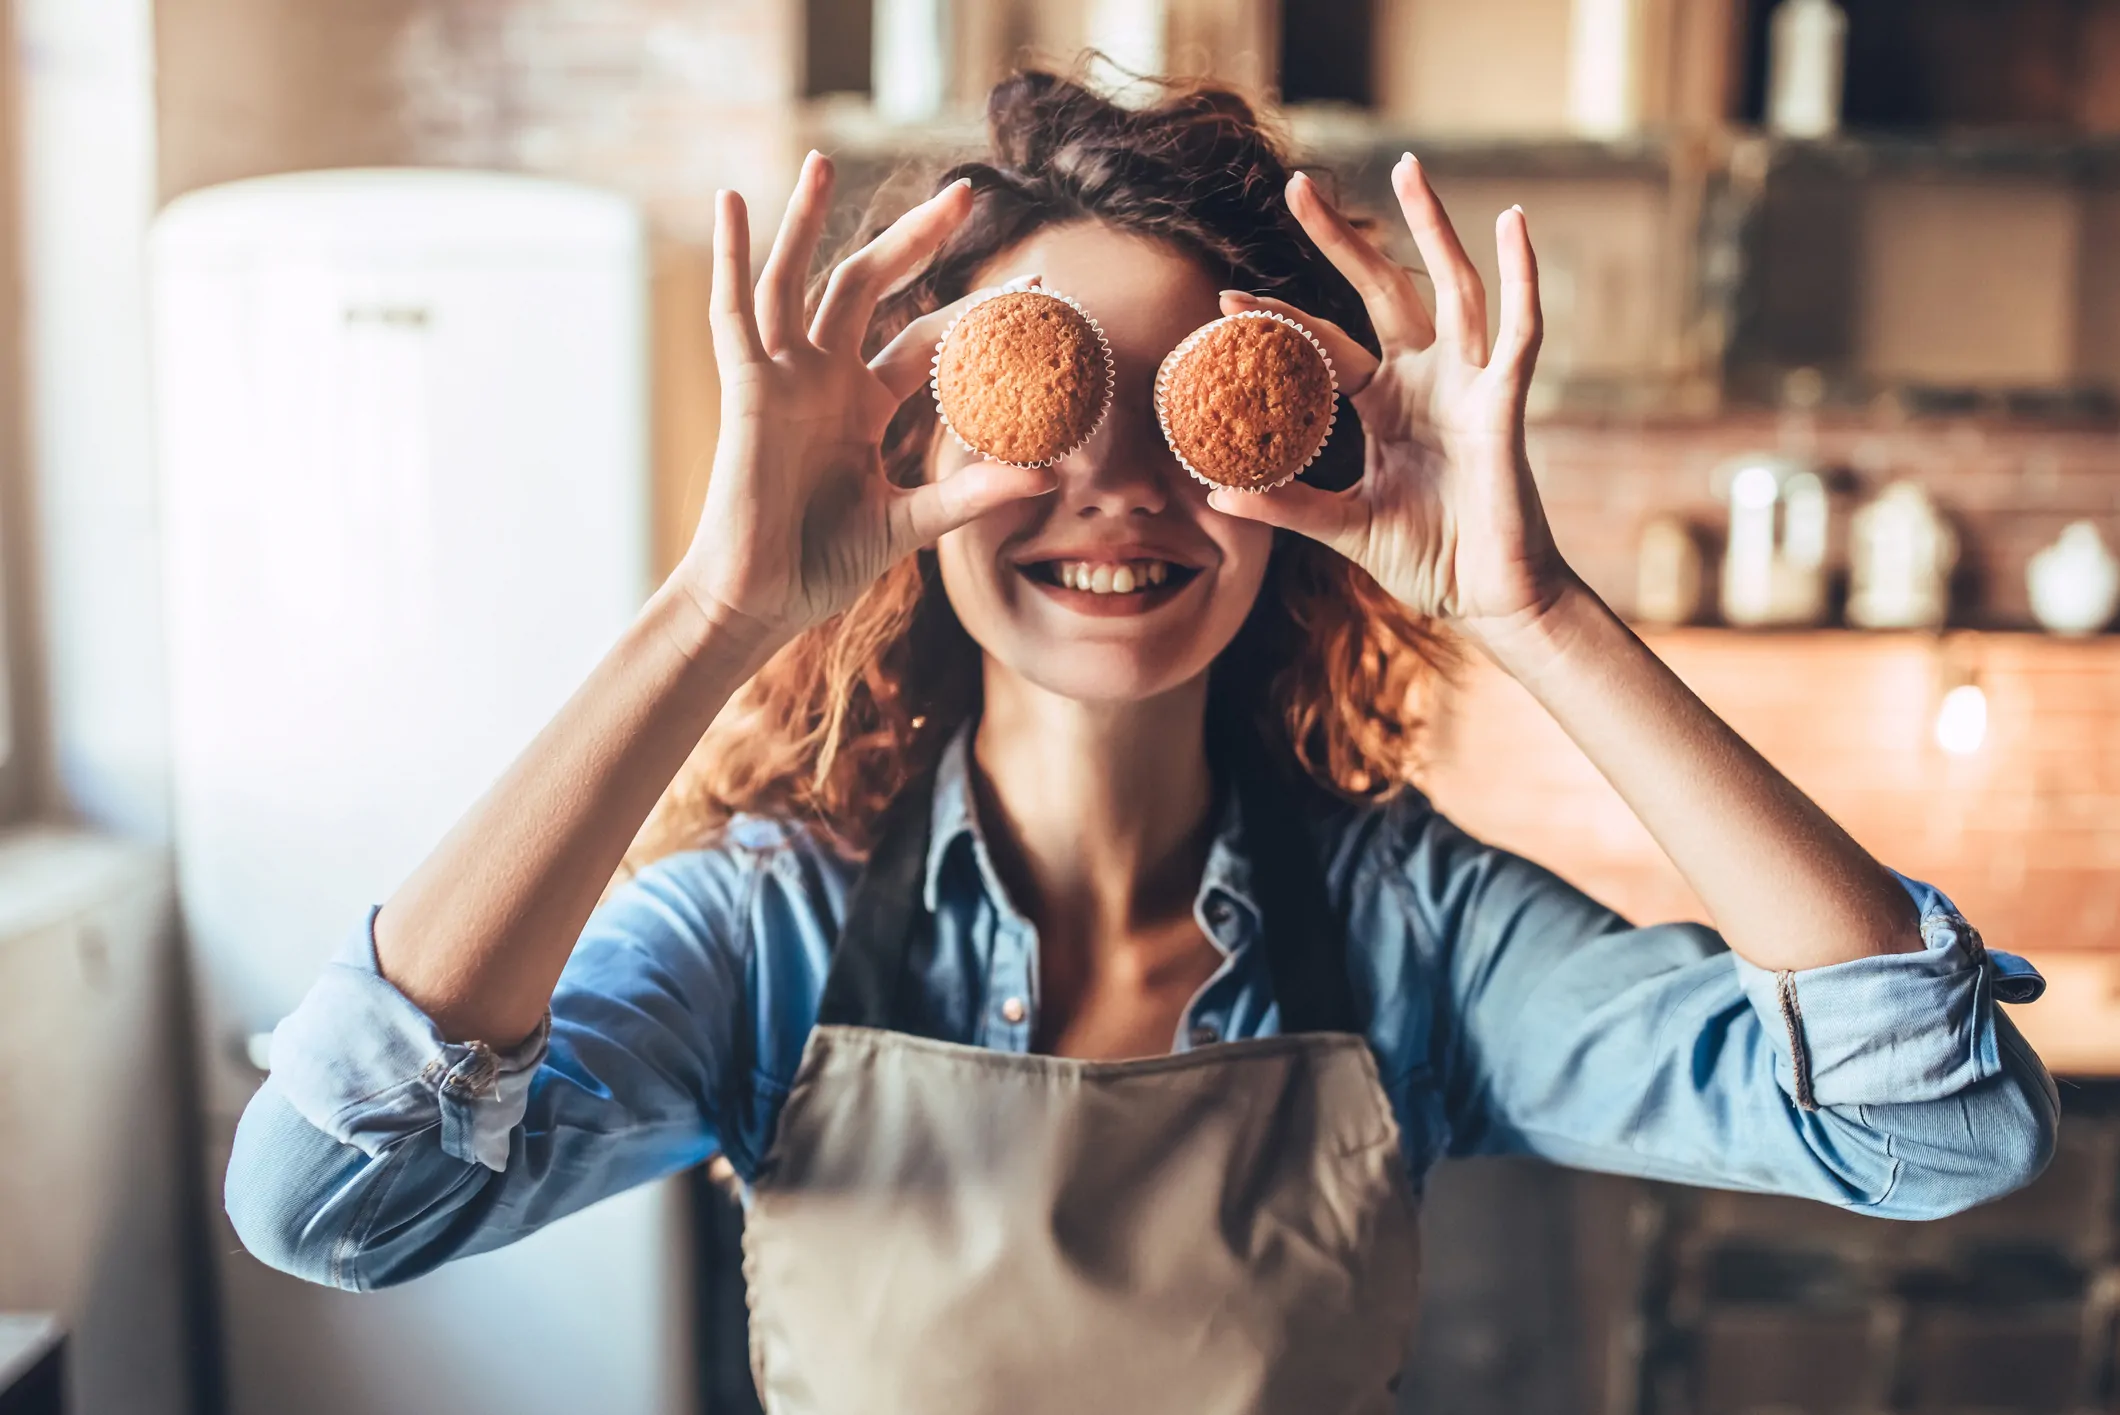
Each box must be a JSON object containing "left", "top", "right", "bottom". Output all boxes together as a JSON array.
[
  {"left": 929, "top": 281, "right": 1116, "bottom": 469},
  {"left": 1154, "top": 308, "right": 1340, "bottom": 494}
]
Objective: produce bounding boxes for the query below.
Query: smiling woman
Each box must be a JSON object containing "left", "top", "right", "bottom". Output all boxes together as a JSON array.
[
  {"left": 638, "top": 74, "right": 1442, "bottom": 862},
  {"left": 225, "top": 66, "right": 2057, "bottom": 1415}
]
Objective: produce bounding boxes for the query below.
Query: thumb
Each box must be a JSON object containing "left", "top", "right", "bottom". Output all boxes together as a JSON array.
[
  {"left": 894, "top": 460, "right": 1058, "bottom": 547},
  {"left": 1206, "top": 482, "right": 1366, "bottom": 559}
]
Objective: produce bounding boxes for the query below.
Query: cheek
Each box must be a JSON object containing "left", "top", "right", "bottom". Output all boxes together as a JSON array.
[
  {"left": 934, "top": 517, "right": 1019, "bottom": 625},
  {"left": 1214, "top": 520, "right": 1278, "bottom": 604}
]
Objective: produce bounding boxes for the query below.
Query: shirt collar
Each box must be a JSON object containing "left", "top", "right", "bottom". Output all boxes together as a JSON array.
[
  {"left": 1196, "top": 787, "right": 1259, "bottom": 946},
  {"left": 919, "top": 718, "right": 1263, "bottom": 949},
  {"left": 921, "top": 721, "right": 991, "bottom": 915}
]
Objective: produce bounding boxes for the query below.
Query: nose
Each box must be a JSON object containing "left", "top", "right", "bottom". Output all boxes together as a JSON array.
[{"left": 1052, "top": 409, "right": 1171, "bottom": 520}]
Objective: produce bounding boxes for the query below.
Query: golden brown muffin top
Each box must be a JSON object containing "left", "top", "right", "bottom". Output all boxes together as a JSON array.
[
  {"left": 1157, "top": 315, "right": 1336, "bottom": 491},
  {"left": 933, "top": 290, "right": 1109, "bottom": 467}
]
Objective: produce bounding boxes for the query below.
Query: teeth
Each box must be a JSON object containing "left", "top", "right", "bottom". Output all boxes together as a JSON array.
[{"left": 1046, "top": 560, "right": 1180, "bottom": 594}]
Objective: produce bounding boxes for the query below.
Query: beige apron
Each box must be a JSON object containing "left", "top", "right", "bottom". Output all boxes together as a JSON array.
[{"left": 741, "top": 738, "right": 1424, "bottom": 1415}]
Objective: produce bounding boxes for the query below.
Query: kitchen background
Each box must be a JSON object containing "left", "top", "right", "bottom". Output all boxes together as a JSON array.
[{"left": 1, "top": 1, "right": 2118, "bottom": 1413}]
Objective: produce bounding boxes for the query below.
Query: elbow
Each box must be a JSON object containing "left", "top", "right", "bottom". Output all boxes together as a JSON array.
[
  {"left": 1879, "top": 1029, "right": 2060, "bottom": 1220},
  {"left": 224, "top": 1080, "right": 385, "bottom": 1290},
  {"left": 1971, "top": 1027, "right": 2062, "bottom": 1206}
]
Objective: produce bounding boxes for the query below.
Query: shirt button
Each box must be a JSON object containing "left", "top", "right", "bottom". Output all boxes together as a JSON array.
[
  {"left": 999, "top": 996, "right": 1027, "bottom": 1025},
  {"left": 1189, "top": 1023, "right": 1221, "bottom": 1048},
  {"left": 1205, "top": 898, "right": 1235, "bottom": 928}
]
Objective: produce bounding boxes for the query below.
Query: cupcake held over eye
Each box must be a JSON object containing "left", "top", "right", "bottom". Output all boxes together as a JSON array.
[
  {"left": 931, "top": 287, "right": 1114, "bottom": 468},
  {"left": 1155, "top": 310, "right": 1338, "bottom": 492}
]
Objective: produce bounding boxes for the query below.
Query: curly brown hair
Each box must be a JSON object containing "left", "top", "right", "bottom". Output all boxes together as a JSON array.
[{"left": 634, "top": 68, "right": 1451, "bottom": 865}]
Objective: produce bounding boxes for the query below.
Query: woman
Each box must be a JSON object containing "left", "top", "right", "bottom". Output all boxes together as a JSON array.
[{"left": 229, "top": 74, "right": 2055, "bottom": 1412}]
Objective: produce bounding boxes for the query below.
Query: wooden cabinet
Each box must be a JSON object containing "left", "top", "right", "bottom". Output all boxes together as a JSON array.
[{"left": 1715, "top": 137, "right": 2120, "bottom": 409}]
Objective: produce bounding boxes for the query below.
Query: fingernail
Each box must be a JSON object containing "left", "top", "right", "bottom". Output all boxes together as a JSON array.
[
  {"left": 1220, "top": 288, "right": 1258, "bottom": 302},
  {"left": 1399, "top": 151, "right": 1414, "bottom": 166}
]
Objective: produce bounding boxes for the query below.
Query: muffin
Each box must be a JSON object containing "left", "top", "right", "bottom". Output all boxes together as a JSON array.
[
  {"left": 1155, "top": 311, "right": 1338, "bottom": 492},
  {"left": 931, "top": 287, "right": 1113, "bottom": 467}
]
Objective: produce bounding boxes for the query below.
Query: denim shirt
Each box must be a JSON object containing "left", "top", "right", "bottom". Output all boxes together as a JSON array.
[{"left": 227, "top": 725, "right": 2058, "bottom": 1292}]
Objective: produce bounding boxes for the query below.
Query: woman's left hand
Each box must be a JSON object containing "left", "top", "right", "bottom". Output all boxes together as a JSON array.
[{"left": 1207, "top": 157, "right": 1573, "bottom": 646}]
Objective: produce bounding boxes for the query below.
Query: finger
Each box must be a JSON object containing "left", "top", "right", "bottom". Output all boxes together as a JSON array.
[
  {"left": 1218, "top": 291, "right": 1380, "bottom": 395},
  {"left": 810, "top": 178, "right": 974, "bottom": 353},
  {"left": 1391, "top": 155, "right": 1489, "bottom": 364},
  {"left": 1284, "top": 171, "right": 1435, "bottom": 352},
  {"left": 868, "top": 274, "right": 1046, "bottom": 402},
  {"left": 756, "top": 151, "right": 835, "bottom": 357},
  {"left": 892, "top": 459, "right": 1058, "bottom": 547},
  {"left": 1204, "top": 481, "right": 1367, "bottom": 561},
  {"left": 1492, "top": 206, "right": 1543, "bottom": 388},
  {"left": 867, "top": 283, "right": 1017, "bottom": 402},
  {"left": 710, "top": 189, "right": 767, "bottom": 368}
]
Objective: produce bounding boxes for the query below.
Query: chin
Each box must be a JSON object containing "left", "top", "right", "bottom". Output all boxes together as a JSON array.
[{"left": 993, "top": 637, "right": 1217, "bottom": 706}]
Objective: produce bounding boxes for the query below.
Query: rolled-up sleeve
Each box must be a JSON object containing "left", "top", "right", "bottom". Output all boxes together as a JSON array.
[
  {"left": 1729, "top": 872, "right": 2047, "bottom": 1113},
  {"left": 1386, "top": 803, "right": 2058, "bottom": 1220},
  {"left": 225, "top": 847, "right": 757, "bottom": 1289},
  {"left": 265, "top": 909, "right": 552, "bottom": 1173}
]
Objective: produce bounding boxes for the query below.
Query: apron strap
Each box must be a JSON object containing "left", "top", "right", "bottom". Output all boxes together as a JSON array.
[
  {"left": 815, "top": 767, "right": 940, "bottom": 1032},
  {"left": 817, "top": 725, "right": 1360, "bottom": 1037},
  {"left": 1213, "top": 725, "right": 1360, "bottom": 1036}
]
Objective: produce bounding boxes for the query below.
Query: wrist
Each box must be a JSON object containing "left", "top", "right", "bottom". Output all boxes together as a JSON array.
[
  {"left": 648, "top": 576, "right": 790, "bottom": 683},
  {"left": 1459, "top": 572, "right": 1613, "bottom": 683}
]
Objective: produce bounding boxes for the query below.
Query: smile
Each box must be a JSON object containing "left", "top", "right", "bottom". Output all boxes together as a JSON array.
[{"left": 1015, "top": 558, "right": 1203, "bottom": 613}]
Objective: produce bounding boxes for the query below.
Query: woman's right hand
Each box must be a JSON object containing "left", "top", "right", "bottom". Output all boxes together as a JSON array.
[{"left": 677, "top": 152, "right": 1058, "bottom": 651}]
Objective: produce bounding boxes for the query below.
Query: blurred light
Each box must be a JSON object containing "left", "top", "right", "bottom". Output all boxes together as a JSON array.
[
  {"left": 1935, "top": 683, "right": 1987, "bottom": 756},
  {"left": 1730, "top": 463, "right": 1781, "bottom": 509}
]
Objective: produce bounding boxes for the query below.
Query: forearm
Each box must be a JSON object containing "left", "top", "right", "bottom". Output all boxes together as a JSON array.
[
  {"left": 1472, "top": 577, "right": 1919, "bottom": 971},
  {"left": 374, "top": 579, "right": 782, "bottom": 1045}
]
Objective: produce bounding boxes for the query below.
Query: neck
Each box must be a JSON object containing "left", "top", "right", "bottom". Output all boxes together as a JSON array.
[{"left": 969, "top": 667, "right": 1217, "bottom": 951}]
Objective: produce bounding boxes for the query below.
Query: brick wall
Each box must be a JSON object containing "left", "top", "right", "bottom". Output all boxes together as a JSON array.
[
  {"left": 153, "top": 0, "right": 808, "bottom": 578},
  {"left": 1528, "top": 412, "right": 2120, "bottom": 630},
  {"left": 1419, "top": 626, "right": 2120, "bottom": 1074},
  {"left": 157, "top": 0, "right": 801, "bottom": 228}
]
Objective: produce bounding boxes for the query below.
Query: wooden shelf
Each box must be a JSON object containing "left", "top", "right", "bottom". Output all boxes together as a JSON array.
[
  {"left": 1419, "top": 628, "right": 2120, "bottom": 1076},
  {"left": 801, "top": 96, "right": 2120, "bottom": 419},
  {"left": 1740, "top": 130, "right": 2120, "bottom": 181}
]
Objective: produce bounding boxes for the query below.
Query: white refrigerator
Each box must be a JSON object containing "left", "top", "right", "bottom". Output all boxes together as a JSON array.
[{"left": 151, "top": 169, "right": 695, "bottom": 1415}]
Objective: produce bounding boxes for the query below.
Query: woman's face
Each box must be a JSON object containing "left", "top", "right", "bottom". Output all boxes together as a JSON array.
[{"left": 931, "top": 223, "right": 1275, "bottom": 705}]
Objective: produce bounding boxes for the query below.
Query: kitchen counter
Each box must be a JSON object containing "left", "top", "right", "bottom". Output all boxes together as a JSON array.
[{"left": 0, "top": 1315, "right": 62, "bottom": 1415}]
